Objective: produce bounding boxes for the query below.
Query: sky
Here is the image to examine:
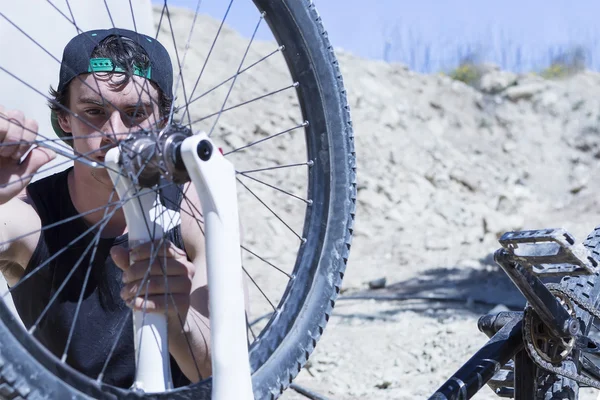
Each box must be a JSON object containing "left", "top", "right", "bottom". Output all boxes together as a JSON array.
[{"left": 154, "top": 0, "right": 600, "bottom": 72}]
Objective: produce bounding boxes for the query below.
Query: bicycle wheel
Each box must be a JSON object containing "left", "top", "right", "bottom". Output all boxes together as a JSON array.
[{"left": 0, "top": 0, "right": 355, "bottom": 399}]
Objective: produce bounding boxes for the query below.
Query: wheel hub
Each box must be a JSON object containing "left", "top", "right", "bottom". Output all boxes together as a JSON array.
[{"left": 119, "top": 124, "right": 193, "bottom": 187}]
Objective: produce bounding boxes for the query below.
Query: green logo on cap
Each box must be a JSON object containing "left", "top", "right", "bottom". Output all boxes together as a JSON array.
[{"left": 88, "top": 58, "right": 152, "bottom": 79}]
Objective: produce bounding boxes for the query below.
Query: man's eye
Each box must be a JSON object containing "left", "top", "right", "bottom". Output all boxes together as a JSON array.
[
  {"left": 85, "top": 109, "right": 105, "bottom": 116},
  {"left": 128, "top": 110, "right": 147, "bottom": 118}
]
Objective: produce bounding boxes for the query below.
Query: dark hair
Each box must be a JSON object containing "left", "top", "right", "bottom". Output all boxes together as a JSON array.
[{"left": 49, "top": 35, "right": 173, "bottom": 127}]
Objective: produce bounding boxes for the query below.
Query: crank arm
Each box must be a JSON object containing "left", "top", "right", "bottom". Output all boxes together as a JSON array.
[
  {"left": 495, "top": 249, "right": 579, "bottom": 338},
  {"left": 498, "top": 229, "right": 597, "bottom": 275}
]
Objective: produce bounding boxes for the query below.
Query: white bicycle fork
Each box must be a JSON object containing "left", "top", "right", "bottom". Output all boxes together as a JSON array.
[{"left": 105, "top": 132, "right": 253, "bottom": 399}]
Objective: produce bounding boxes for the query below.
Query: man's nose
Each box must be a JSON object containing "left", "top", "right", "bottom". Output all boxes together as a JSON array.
[{"left": 102, "top": 111, "right": 129, "bottom": 143}]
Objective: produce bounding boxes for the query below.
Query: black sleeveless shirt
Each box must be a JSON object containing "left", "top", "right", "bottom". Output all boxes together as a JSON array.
[{"left": 11, "top": 167, "right": 190, "bottom": 388}]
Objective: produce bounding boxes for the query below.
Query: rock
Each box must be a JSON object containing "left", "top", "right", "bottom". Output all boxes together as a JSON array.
[
  {"left": 375, "top": 381, "right": 392, "bottom": 390},
  {"left": 479, "top": 71, "right": 517, "bottom": 94},
  {"left": 368, "top": 277, "right": 387, "bottom": 289},
  {"left": 504, "top": 82, "right": 546, "bottom": 101}
]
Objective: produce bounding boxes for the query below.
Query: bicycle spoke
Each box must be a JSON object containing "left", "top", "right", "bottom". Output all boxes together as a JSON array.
[
  {"left": 195, "top": 84, "right": 297, "bottom": 128},
  {"left": 155, "top": 207, "right": 204, "bottom": 381},
  {"left": 154, "top": 1, "right": 168, "bottom": 40},
  {"left": 96, "top": 307, "right": 132, "bottom": 382},
  {"left": 238, "top": 161, "right": 312, "bottom": 175},
  {"left": 102, "top": 0, "right": 116, "bottom": 27},
  {"left": 238, "top": 173, "right": 311, "bottom": 204},
  {"left": 44, "top": 0, "right": 75, "bottom": 25},
  {"left": 246, "top": 315, "right": 257, "bottom": 342},
  {"left": 63, "top": 0, "right": 81, "bottom": 34},
  {"left": 243, "top": 266, "right": 275, "bottom": 310},
  {"left": 135, "top": 275, "right": 153, "bottom": 379},
  {"left": 173, "top": 183, "right": 204, "bottom": 220},
  {"left": 207, "top": 12, "right": 265, "bottom": 137},
  {"left": 223, "top": 121, "right": 308, "bottom": 155},
  {"left": 182, "top": 46, "right": 283, "bottom": 110},
  {"left": 60, "top": 171, "right": 125, "bottom": 363},
  {"left": 170, "top": 0, "right": 204, "bottom": 130},
  {"left": 248, "top": 311, "right": 274, "bottom": 328},
  {"left": 162, "top": 2, "right": 193, "bottom": 129},
  {"left": 182, "top": 0, "right": 234, "bottom": 123},
  {"left": 157, "top": 185, "right": 205, "bottom": 227},
  {"left": 236, "top": 178, "right": 303, "bottom": 242},
  {"left": 241, "top": 245, "right": 291, "bottom": 279},
  {"left": 127, "top": 0, "right": 138, "bottom": 33},
  {"left": 180, "top": 196, "right": 205, "bottom": 236}
]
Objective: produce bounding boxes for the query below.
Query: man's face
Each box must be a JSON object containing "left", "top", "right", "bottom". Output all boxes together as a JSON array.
[{"left": 58, "top": 73, "right": 161, "bottom": 180}]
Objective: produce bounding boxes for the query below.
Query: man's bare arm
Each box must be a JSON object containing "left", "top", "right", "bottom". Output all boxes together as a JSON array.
[
  {"left": 0, "top": 196, "right": 41, "bottom": 286},
  {"left": 0, "top": 106, "right": 54, "bottom": 286}
]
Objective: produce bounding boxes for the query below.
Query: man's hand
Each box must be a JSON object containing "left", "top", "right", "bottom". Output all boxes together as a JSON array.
[
  {"left": 110, "top": 240, "right": 195, "bottom": 333},
  {"left": 0, "top": 105, "right": 55, "bottom": 204}
]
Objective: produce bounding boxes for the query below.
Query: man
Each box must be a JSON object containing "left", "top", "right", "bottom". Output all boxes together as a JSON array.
[{"left": 0, "top": 28, "right": 210, "bottom": 388}]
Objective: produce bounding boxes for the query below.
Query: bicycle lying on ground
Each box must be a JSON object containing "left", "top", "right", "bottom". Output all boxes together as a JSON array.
[
  {"left": 0, "top": 0, "right": 355, "bottom": 399},
  {"left": 430, "top": 227, "right": 600, "bottom": 399}
]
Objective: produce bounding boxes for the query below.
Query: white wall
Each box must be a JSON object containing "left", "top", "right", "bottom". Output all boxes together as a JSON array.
[{"left": 0, "top": 0, "right": 154, "bottom": 322}]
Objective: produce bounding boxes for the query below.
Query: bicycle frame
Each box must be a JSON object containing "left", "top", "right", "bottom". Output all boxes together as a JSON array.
[
  {"left": 429, "top": 312, "right": 531, "bottom": 399},
  {"left": 105, "top": 132, "right": 253, "bottom": 399}
]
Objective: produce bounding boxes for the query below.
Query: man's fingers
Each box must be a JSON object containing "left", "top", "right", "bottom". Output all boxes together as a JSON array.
[
  {"left": 0, "top": 108, "right": 8, "bottom": 138},
  {"left": 15, "top": 119, "right": 38, "bottom": 160},
  {"left": 121, "top": 276, "right": 192, "bottom": 301},
  {"left": 122, "top": 260, "right": 190, "bottom": 283},
  {"left": 110, "top": 245, "right": 130, "bottom": 270},
  {"left": 126, "top": 294, "right": 190, "bottom": 314},
  {"left": 16, "top": 147, "right": 56, "bottom": 179},
  {"left": 0, "top": 113, "right": 25, "bottom": 158},
  {"left": 130, "top": 240, "right": 186, "bottom": 262}
]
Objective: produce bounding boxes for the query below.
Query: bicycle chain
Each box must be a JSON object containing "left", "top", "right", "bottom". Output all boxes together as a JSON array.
[{"left": 523, "top": 282, "right": 600, "bottom": 389}]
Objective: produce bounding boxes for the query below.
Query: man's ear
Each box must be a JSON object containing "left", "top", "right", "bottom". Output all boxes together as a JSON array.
[{"left": 57, "top": 112, "right": 72, "bottom": 133}]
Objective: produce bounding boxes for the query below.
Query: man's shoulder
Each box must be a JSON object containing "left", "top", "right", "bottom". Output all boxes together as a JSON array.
[{"left": 24, "top": 167, "right": 71, "bottom": 213}]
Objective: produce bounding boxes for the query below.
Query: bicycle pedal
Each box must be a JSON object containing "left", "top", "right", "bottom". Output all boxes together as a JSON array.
[{"left": 498, "top": 228, "right": 598, "bottom": 276}]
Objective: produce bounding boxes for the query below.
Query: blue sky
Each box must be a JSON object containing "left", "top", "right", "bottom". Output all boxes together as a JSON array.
[{"left": 155, "top": 0, "right": 600, "bottom": 72}]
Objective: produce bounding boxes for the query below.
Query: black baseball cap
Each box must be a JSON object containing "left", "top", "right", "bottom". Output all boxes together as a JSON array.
[{"left": 51, "top": 28, "right": 173, "bottom": 139}]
